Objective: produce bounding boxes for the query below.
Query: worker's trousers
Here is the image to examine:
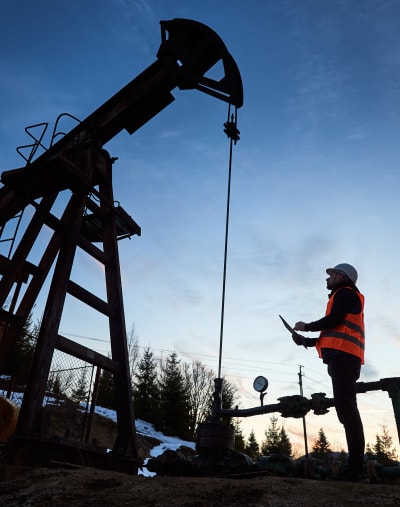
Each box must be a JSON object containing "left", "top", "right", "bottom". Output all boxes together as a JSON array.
[{"left": 327, "top": 353, "right": 365, "bottom": 476}]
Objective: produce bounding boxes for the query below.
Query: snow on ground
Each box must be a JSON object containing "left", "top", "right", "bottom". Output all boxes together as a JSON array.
[
  {"left": 95, "top": 406, "right": 196, "bottom": 476},
  {"left": 2, "top": 391, "right": 195, "bottom": 477}
]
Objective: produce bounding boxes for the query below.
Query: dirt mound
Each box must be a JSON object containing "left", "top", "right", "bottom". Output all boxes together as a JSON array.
[
  {"left": 0, "top": 466, "right": 399, "bottom": 506},
  {"left": 1, "top": 404, "right": 398, "bottom": 505},
  {"left": 40, "top": 402, "right": 160, "bottom": 461}
]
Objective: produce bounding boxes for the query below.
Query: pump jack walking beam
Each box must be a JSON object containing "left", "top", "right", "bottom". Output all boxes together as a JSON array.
[
  {"left": 0, "top": 19, "right": 243, "bottom": 219},
  {"left": 0, "top": 19, "right": 243, "bottom": 472}
]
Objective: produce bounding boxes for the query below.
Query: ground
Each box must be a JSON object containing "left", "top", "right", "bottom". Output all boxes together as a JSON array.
[
  {"left": 0, "top": 404, "right": 399, "bottom": 505},
  {"left": 1, "top": 465, "right": 400, "bottom": 506}
]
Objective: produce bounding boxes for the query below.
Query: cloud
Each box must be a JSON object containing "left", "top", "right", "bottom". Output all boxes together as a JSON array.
[{"left": 360, "top": 363, "right": 380, "bottom": 381}]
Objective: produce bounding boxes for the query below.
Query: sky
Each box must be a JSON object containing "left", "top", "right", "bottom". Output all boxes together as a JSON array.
[{"left": 1, "top": 0, "right": 400, "bottom": 456}]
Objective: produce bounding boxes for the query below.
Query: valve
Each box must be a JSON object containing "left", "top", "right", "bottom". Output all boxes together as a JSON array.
[
  {"left": 277, "top": 395, "right": 310, "bottom": 418},
  {"left": 310, "top": 392, "right": 334, "bottom": 415}
]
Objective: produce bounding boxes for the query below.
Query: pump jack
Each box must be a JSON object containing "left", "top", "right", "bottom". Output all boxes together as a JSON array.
[{"left": 0, "top": 19, "right": 243, "bottom": 473}]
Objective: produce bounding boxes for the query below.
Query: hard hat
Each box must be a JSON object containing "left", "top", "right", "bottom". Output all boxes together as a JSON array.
[{"left": 326, "top": 263, "right": 358, "bottom": 284}]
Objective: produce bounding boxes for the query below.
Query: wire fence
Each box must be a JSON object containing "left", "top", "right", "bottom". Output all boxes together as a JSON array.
[
  {"left": 0, "top": 349, "right": 109, "bottom": 447},
  {"left": 1, "top": 350, "right": 95, "bottom": 405},
  {"left": 45, "top": 350, "right": 95, "bottom": 405}
]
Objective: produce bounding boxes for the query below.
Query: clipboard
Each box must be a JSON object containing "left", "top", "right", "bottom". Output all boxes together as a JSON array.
[{"left": 279, "top": 315, "right": 308, "bottom": 349}]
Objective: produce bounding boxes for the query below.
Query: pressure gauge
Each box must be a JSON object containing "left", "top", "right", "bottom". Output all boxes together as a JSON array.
[{"left": 253, "top": 375, "right": 268, "bottom": 393}]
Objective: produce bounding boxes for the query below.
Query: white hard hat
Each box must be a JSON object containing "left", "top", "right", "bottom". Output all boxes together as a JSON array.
[{"left": 326, "top": 263, "right": 358, "bottom": 284}]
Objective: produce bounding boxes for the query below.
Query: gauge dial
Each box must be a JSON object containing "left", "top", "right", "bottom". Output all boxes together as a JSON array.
[{"left": 253, "top": 375, "right": 268, "bottom": 393}]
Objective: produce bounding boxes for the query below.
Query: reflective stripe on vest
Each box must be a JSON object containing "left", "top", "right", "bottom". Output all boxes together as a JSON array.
[{"left": 316, "top": 287, "right": 365, "bottom": 364}]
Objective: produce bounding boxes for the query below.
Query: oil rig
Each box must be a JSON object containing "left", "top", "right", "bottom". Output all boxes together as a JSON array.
[{"left": 0, "top": 18, "right": 243, "bottom": 474}]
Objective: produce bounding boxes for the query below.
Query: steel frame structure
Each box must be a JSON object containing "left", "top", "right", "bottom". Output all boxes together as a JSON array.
[{"left": 0, "top": 18, "right": 243, "bottom": 472}]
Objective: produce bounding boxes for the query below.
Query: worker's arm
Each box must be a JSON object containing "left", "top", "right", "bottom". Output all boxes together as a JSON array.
[{"left": 294, "top": 288, "right": 362, "bottom": 332}]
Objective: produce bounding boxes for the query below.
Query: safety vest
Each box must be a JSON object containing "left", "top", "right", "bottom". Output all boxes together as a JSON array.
[{"left": 316, "top": 287, "right": 365, "bottom": 364}]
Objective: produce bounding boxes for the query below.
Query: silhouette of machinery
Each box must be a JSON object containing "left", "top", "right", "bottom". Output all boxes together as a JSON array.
[{"left": 0, "top": 19, "right": 243, "bottom": 473}]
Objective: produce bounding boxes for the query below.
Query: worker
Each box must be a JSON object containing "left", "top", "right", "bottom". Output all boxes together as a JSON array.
[{"left": 293, "top": 263, "right": 366, "bottom": 482}]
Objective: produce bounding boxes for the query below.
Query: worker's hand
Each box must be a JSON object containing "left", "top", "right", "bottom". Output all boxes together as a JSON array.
[
  {"left": 294, "top": 321, "right": 306, "bottom": 331},
  {"left": 292, "top": 332, "right": 305, "bottom": 346}
]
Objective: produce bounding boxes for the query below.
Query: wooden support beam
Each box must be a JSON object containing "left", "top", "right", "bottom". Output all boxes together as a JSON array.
[
  {"left": 55, "top": 334, "right": 120, "bottom": 373},
  {"left": 67, "top": 280, "right": 113, "bottom": 317}
]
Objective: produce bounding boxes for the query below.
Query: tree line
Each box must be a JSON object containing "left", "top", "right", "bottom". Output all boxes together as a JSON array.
[
  {"left": 2, "top": 319, "right": 237, "bottom": 441},
  {"left": 3, "top": 319, "right": 399, "bottom": 466},
  {"left": 97, "top": 346, "right": 238, "bottom": 441},
  {"left": 239, "top": 418, "right": 398, "bottom": 467}
]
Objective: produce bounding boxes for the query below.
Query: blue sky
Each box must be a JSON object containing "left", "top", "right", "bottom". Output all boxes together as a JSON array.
[{"left": 1, "top": 0, "right": 400, "bottom": 454}]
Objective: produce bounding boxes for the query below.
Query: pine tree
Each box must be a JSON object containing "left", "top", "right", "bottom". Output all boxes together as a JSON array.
[
  {"left": 261, "top": 416, "right": 294, "bottom": 457},
  {"left": 71, "top": 368, "right": 89, "bottom": 404},
  {"left": 279, "top": 426, "right": 293, "bottom": 457},
  {"left": 233, "top": 419, "right": 246, "bottom": 453},
  {"left": 4, "top": 312, "right": 38, "bottom": 385},
  {"left": 48, "top": 371, "right": 64, "bottom": 400},
  {"left": 157, "top": 351, "right": 191, "bottom": 440},
  {"left": 261, "top": 416, "right": 282, "bottom": 455},
  {"left": 312, "top": 428, "right": 332, "bottom": 464},
  {"left": 245, "top": 429, "right": 260, "bottom": 461},
  {"left": 311, "top": 428, "right": 333, "bottom": 466},
  {"left": 96, "top": 368, "right": 116, "bottom": 410},
  {"left": 133, "top": 347, "right": 160, "bottom": 424},
  {"left": 367, "top": 424, "right": 398, "bottom": 466}
]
